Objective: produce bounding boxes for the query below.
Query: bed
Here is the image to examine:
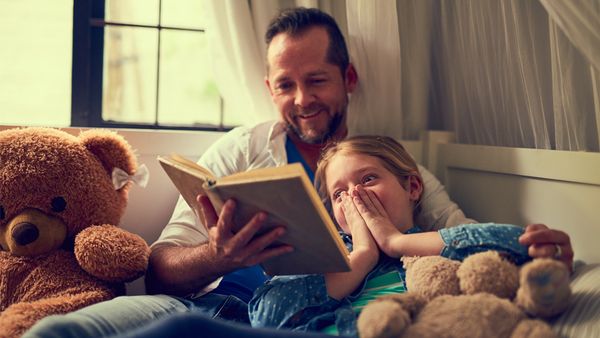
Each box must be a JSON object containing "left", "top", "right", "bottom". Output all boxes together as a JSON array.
[
  {"left": 427, "top": 132, "right": 600, "bottom": 337},
  {"left": 2, "top": 125, "right": 597, "bottom": 336}
]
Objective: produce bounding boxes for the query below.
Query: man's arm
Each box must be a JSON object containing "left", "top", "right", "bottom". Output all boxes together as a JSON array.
[
  {"left": 146, "top": 196, "right": 292, "bottom": 296},
  {"left": 417, "top": 166, "right": 575, "bottom": 270}
]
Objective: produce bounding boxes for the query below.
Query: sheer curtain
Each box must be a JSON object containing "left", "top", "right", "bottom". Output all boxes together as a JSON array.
[
  {"left": 430, "top": 0, "right": 599, "bottom": 151},
  {"left": 206, "top": 0, "right": 599, "bottom": 151},
  {"left": 204, "top": 0, "right": 276, "bottom": 125},
  {"left": 345, "top": 0, "right": 433, "bottom": 140},
  {"left": 540, "top": 0, "right": 600, "bottom": 151},
  {"left": 204, "top": 0, "right": 343, "bottom": 126}
]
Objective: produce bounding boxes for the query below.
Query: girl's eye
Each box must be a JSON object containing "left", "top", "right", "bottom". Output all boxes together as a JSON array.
[
  {"left": 362, "top": 175, "right": 376, "bottom": 184},
  {"left": 332, "top": 190, "right": 344, "bottom": 201}
]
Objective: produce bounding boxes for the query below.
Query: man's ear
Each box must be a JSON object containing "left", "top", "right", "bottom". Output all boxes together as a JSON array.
[
  {"left": 265, "top": 76, "right": 274, "bottom": 97},
  {"left": 345, "top": 63, "right": 358, "bottom": 93},
  {"left": 408, "top": 175, "right": 423, "bottom": 202}
]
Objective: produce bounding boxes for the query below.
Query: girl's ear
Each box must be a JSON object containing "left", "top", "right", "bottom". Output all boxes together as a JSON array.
[{"left": 407, "top": 175, "right": 423, "bottom": 202}]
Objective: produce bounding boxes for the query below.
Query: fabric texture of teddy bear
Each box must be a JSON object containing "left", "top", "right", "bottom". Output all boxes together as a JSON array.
[
  {"left": 0, "top": 127, "right": 150, "bottom": 338},
  {"left": 357, "top": 251, "right": 571, "bottom": 338}
]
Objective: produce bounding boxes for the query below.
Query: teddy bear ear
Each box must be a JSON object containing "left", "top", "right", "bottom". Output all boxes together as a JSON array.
[{"left": 78, "top": 129, "right": 137, "bottom": 176}]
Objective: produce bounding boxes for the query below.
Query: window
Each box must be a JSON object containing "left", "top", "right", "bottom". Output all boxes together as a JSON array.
[
  {"left": 73, "top": 0, "right": 226, "bottom": 130},
  {"left": 0, "top": 0, "right": 72, "bottom": 127}
]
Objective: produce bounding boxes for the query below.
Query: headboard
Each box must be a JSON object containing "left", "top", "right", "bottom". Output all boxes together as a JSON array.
[{"left": 434, "top": 142, "right": 600, "bottom": 264}]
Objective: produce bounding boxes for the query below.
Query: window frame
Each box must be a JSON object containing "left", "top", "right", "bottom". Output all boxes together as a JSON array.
[{"left": 71, "top": 0, "right": 228, "bottom": 131}]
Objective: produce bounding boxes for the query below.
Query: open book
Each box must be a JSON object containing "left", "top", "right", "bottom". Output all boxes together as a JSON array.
[{"left": 158, "top": 154, "right": 351, "bottom": 276}]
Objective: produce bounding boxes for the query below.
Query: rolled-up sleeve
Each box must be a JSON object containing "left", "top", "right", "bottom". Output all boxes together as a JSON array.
[
  {"left": 249, "top": 274, "right": 342, "bottom": 330},
  {"left": 439, "top": 223, "right": 530, "bottom": 265}
]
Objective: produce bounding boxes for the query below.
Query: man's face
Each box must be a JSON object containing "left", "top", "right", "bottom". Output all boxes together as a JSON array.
[{"left": 266, "top": 27, "right": 356, "bottom": 144}]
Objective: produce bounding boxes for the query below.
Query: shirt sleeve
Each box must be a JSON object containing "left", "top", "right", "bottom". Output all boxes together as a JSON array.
[
  {"left": 438, "top": 223, "right": 530, "bottom": 265},
  {"left": 416, "top": 165, "right": 477, "bottom": 231},
  {"left": 248, "top": 274, "right": 342, "bottom": 330}
]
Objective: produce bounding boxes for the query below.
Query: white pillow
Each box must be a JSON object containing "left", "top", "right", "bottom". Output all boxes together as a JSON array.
[{"left": 551, "top": 262, "right": 600, "bottom": 337}]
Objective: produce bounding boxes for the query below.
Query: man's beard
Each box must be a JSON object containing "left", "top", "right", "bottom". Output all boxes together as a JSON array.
[{"left": 286, "top": 104, "right": 346, "bottom": 145}]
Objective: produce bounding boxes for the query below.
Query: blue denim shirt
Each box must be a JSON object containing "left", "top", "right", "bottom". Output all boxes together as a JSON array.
[{"left": 248, "top": 223, "right": 529, "bottom": 337}]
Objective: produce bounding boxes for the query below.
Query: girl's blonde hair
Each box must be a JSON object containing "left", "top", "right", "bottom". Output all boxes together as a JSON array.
[{"left": 314, "top": 135, "right": 424, "bottom": 215}]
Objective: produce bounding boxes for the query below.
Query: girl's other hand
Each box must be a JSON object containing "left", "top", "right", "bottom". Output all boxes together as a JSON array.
[{"left": 352, "top": 185, "right": 401, "bottom": 256}]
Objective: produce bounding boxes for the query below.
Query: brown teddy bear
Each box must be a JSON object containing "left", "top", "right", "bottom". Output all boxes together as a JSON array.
[
  {"left": 357, "top": 251, "right": 571, "bottom": 338},
  {"left": 0, "top": 127, "right": 150, "bottom": 338}
]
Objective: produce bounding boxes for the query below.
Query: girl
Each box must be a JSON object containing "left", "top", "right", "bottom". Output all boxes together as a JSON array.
[{"left": 249, "top": 135, "right": 532, "bottom": 336}]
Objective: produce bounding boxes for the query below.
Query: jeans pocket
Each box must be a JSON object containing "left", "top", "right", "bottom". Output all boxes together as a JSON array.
[{"left": 213, "top": 295, "right": 250, "bottom": 324}]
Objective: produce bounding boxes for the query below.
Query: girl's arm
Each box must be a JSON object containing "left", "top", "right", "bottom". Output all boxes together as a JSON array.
[
  {"left": 325, "top": 192, "right": 379, "bottom": 300},
  {"left": 380, "top": 231, "right": 444, "bottom": 257}
]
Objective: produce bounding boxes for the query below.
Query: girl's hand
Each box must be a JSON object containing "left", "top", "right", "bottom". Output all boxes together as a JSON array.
[
  {"left": 340, "top": 191, "right": 378, "bottom": 260},
  {"left": 352, "top": 185, "right": 402, "bottom": 256},
  {"left": 324, "top": 191, "right": 379, "bottom": 300}
]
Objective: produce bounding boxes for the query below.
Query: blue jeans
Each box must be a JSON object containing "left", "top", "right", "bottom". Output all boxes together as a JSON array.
[
  {"left": 22, "top": 293, "right": 249, "bottom": 338},
  {"left": 110, "top": 312, "right": 335, "bottom": 338}
]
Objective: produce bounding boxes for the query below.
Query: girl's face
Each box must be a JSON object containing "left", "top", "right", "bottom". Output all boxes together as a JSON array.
[{"left": 325, "top": 152, "right": 416, "bottom": 234}]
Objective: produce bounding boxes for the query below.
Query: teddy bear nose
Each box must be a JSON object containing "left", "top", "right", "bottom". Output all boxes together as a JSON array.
[{"left": 12, "top": 222, "right": 40, "bottom": 246}]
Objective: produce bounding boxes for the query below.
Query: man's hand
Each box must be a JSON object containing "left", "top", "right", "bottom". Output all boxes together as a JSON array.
[
  {"left": 519, "top": 223, "right": 574, "bottom": 272},
  {"left": 198, "top": 195, "right": 293, "bottom": 271}
]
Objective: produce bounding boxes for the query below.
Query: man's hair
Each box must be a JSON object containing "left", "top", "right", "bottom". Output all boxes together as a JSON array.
[
  {"left": 314, "top": 135, "right": 424, "bottom": 216},
  {"left": 265, "top": 7, "right": 349, "bottom": 75}
]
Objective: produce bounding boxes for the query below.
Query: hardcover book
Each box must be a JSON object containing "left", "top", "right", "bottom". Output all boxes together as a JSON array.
[{"left": 158, "top": 154, "right": 351, "bottom": 276}]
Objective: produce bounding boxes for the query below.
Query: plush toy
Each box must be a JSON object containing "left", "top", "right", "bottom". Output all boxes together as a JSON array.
[
  {"left": 357, "top": 251, "right": 571, "bottom": 338},
  {"left": 0, "top": 127, "right": 150, "bottom": 338}
]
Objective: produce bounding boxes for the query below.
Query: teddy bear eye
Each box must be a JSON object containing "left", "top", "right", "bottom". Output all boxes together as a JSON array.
[
  {"left": 0, "top": 205, "right": 4, "bottom": 220},
  {"left": 51, "top": 197, "right": 67, "bottom": 213}
]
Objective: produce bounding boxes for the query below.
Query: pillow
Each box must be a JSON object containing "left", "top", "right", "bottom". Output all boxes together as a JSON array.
[{"left": 551, "top": 261, "right": 600, "bottom": 337}]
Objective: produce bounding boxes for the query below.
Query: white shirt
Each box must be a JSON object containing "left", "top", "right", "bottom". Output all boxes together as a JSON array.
[{"left": 152, "top": 120, "right": 473, "bottom": 296}]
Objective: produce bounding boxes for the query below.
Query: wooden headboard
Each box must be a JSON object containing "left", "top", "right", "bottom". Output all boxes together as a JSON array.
[{"left": 434, "top": 143, "right": 600, "bottom": 264}]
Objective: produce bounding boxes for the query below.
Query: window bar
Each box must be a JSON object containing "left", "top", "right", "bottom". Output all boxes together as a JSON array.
[
  {"left": 154, "top": 0, "right": 162, "bottom": 127},
  {"left": 89, "top": 18, "right": 205, "bottom": 33}
]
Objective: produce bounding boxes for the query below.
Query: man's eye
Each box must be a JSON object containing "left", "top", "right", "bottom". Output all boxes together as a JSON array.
[
  {"left": 276, "top": 82, "right": 292, "bottom": 91},
  {"left": 310, "top": 78, "right": 326, "bottom": 85}
]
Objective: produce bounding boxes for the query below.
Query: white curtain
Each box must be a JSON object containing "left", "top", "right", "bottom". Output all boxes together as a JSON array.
[
  {"left": 207, "top": 0, "right": 600, "bottom": 151},
  {"left": 345, "top": 0, "right": 432, "bottom": 140},
  {"left": 431, "top": 0, "right": 599, "bottom": 151},
  {"left": 204, "top": 0, "right": 277, "bottom": 125},
  {"left": 540, "top": 0, "right": 600, "bottom": 151},
  {"left": 204, "top": 0, "right": 341, "bottom": 126}
]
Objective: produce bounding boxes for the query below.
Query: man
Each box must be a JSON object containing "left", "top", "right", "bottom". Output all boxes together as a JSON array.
[{"left": 24, "top": 7, "right": 573, "bottom": 338}]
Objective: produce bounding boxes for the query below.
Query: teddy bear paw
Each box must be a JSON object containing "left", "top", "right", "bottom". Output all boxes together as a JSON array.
[
  {"left": 516, "top": 258, "right": 571, "bottom": 318},
  {"left": 357, "top": 300, "right": 411, "bottom": 338}
]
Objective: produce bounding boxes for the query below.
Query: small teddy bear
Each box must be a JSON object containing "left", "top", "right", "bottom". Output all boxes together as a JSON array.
[
  {"left": 0, "top": 127, "right": 150, "bottom": 338},
  {"left": 357, "top": 251, "right": 571, "bottom": 338}
]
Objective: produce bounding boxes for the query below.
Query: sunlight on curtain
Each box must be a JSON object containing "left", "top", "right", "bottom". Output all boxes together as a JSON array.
[{"left": 204, "top": 0, "right": 277, "bottom": 125}]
